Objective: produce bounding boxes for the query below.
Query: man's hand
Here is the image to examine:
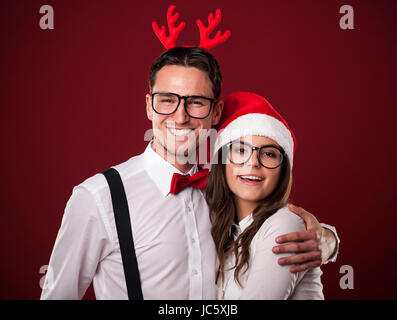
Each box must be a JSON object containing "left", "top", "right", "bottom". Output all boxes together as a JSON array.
[{"left": 272, "top": 204, "right": 337, "bottom": 273}]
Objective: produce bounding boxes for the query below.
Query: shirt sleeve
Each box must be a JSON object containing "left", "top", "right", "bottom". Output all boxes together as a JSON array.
[
  {"left": 239, "top": 209, "right": 321, "bottom": 300},
  {"left": 40, "top": 186, "right": 113, "bottom": 300},
  {"left": 320, "top": 223, "right": 340, "bottom": 264}
]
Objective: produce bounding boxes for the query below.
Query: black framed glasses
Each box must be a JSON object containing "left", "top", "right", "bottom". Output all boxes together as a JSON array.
[
  {"left": 151, "top": 92, "right": 216, "bottom": 119},
  {"left": 227, "top": 141, "right": 285, "bottom": 169}
]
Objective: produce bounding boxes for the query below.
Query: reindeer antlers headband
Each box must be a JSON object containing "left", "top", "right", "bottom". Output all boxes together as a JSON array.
[{"left": 152, "top": 5, "right": 231, "bottom": 50}]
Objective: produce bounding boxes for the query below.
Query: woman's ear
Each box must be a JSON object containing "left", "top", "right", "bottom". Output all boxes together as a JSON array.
[
  {"left": 146, "top": 93, "right": 153, "bottom": 121},
  {"left": 211, "top": 100, "right": 224, "bottom": 126}
]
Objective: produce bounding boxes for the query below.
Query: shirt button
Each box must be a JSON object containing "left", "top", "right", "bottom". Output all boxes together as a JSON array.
[{"left": 192, "top": 269, "right": 198, "bottom": 275}]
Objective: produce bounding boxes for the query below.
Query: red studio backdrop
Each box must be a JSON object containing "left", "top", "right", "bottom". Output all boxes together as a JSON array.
[{"left": 0, "top": 0, "right": 396, "bottom": 300}]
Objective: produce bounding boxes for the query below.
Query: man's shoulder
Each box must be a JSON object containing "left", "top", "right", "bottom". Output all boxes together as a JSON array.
[{"left": 75, "top": 152, "right": 146, "bottom": 196}]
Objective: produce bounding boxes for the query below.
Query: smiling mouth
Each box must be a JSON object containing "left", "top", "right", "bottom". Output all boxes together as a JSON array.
[
  {"left": 167, "top": 127, "right": 194, "bottom": 136},
  {"left": 238, "top": 175, "right": 264, "bottom": 182}
]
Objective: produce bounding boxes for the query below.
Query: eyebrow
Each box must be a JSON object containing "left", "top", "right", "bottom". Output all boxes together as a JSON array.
[
  {"left": 152, "top": 91, "right": 214, "bottom": 98},
  {"left": 238, "top": 140, "right": 281, "bottom": 149}
]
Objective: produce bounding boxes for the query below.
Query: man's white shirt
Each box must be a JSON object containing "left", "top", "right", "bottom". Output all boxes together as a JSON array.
[{"left": 41, "top": 143, "right": 217, "bottom": 299}]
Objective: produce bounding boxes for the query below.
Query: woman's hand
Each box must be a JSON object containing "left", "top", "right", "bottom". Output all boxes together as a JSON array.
[{"left": 272, "top": 204, "right": 337, "bottom": 273}]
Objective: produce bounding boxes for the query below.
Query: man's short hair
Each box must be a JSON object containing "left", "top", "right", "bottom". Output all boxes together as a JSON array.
[{"left": 148, "top": 46, "right": 223, "bottom": 99}]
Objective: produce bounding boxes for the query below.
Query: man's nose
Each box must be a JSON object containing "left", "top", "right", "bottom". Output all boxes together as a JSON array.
[{"left": 173, "top": 99, "right": 190, "bottom": 123}]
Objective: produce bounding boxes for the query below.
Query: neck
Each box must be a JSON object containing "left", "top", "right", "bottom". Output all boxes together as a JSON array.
[
  {"left": 235, "top": 198, "right": 259, "bottom": 222},
  {"left": 152, "top": 140, "right": 195, "bottom": 174}
]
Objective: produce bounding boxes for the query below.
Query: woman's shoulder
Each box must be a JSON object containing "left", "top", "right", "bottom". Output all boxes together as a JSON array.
[{"left": 257, "top": 205, "right": 306, "bottom": 239}]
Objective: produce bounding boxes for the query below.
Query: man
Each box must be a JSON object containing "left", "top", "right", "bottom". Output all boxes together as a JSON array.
[{"left": 41, "top": 47, "right": 338, "bottom": 299}]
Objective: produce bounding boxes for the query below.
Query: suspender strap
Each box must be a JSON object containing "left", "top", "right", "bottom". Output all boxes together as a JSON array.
[{"left": 102, "top": 167, "right": 143, "bottom": 300}]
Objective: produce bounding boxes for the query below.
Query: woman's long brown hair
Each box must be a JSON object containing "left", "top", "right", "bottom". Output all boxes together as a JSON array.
[{"left": 206, "top": 150, "right": 292, "bottom": 286}]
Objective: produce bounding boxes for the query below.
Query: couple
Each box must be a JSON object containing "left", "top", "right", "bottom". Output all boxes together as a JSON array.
[{"left": 41, "top": 46, "right": 338, "bottom": 300}]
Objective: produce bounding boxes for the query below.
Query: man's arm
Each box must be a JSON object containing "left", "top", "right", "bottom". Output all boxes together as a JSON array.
[
  {"left": 41, "top": 186, "right": 113, "bottom": 299},
  {"left": 272, "top": 204, "right": 339, "bottom": 273}
]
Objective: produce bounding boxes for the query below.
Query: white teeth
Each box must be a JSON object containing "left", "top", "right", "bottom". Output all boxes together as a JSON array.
[
  {"left": 168, "top": 128, "right": 193, "bottom": 136},
  {"left": 240, "top": 175, "right": 263, "bottom": 181}
]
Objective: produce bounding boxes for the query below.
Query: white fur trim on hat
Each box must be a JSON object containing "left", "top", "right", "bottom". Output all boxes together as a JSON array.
[{"left": 214, "top": 113, "right": 294, "bottom": 167}]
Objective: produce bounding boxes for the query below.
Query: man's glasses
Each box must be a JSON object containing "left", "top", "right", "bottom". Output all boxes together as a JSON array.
[
  {"left": 227, "top": 141, "right": 285, "bottom": 169},
  {"left": 151, "top": 92, "right": 216, "bottom": 119}
]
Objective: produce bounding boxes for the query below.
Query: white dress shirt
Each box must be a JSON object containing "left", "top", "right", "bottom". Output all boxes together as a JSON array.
[
  {"left": 217, "top": 207, "right": 325, "bottom": 300},
  {"left": 41, "top": 143, "right": 217, "bottom": 300}
]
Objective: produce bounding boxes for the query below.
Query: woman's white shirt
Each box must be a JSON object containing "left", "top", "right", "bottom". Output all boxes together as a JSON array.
[{"left": 217, "top": 206, "right": 324, "bottom": 300}]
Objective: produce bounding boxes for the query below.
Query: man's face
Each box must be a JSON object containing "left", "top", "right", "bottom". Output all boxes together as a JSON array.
[{"left": 146, "top": 65, "right": 223, "bottom": 161}]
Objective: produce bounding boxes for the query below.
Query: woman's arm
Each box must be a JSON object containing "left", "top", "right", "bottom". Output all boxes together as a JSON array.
[
  {"left": 240, "top": 208, "right": 312, "bottom": 300},
  {"left": 272, "top": 204, "right": 339, "bottom": 273}
]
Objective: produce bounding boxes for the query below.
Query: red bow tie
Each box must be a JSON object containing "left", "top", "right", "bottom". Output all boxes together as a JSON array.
[{"left": 169, "top": 169, "right": 210, "bottom": 195}]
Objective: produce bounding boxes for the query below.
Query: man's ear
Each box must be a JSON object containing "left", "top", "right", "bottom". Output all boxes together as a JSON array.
[
  {"left": 146, "top": 93, "right": 153, "bottom": 121},
  {"left": 211, "top": 100, "right": 224, "bottom": 126}
]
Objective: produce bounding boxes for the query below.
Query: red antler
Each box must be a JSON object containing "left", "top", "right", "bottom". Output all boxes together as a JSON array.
[
  {"left": 197, "top": 9, "right": 231, "bottom": 50},
  {"left": 152, "top": 5, "right": 186, "bottom": 50}
]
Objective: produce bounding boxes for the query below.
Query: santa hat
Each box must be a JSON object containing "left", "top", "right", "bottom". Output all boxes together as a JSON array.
[{"left": 214, "top": 91, "right": 296, "bottom": 168}]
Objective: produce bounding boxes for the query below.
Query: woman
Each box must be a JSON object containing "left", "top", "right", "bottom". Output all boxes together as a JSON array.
[{"left": 206, "top": 91, "right": 324, "bottom": 299}]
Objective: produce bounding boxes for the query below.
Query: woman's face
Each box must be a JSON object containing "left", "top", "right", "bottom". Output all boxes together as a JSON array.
[{"left": 225, "top": 135, "right": 283, "bottom": 206}]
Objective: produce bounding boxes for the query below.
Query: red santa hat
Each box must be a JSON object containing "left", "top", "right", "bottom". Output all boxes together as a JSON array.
[{"left": 214, "top": 91, "right": 296, "bottom": 168}]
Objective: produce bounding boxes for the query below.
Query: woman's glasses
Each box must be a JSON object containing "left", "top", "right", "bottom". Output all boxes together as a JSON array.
[{"left": 227, "top": 141, "right": 285, "bottom": 169}]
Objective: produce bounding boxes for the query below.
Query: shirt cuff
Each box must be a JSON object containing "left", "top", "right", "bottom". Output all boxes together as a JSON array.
[{"left": 320, "top": 223, "right": 340, "bottom": 264}]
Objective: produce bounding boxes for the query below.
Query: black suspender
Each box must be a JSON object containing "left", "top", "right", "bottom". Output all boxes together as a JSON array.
[{"left": 102, "top": 168, "right": 143, "bottom": 300}]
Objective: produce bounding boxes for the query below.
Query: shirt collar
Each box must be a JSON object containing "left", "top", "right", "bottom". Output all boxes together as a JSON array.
[
  {"left": 143, "top": 142, "right": 198, "bottom": 197},
  {"left": 230, "top": 213, "right": 254, "bottom": 237}
]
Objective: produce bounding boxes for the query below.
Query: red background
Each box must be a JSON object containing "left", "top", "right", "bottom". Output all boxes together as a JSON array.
[{"left": 0, "top": 0, "right": 396, "bottom": 300}]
